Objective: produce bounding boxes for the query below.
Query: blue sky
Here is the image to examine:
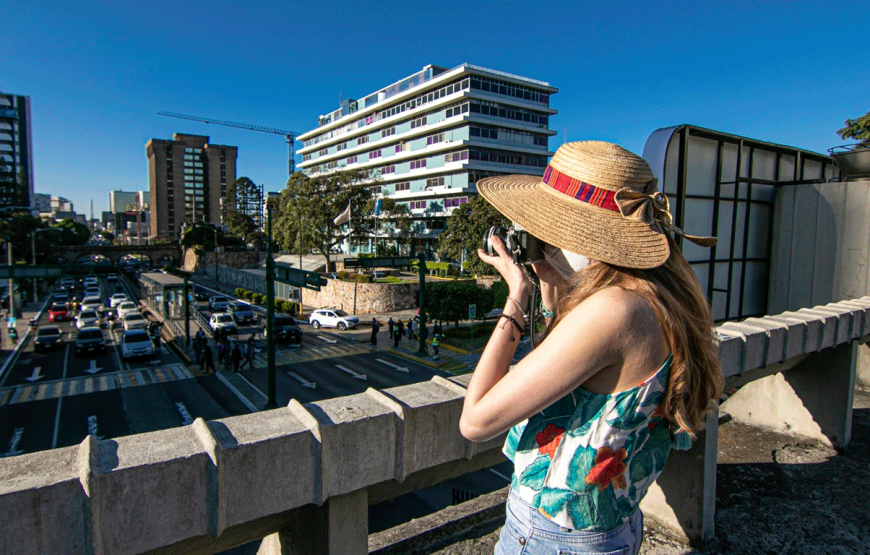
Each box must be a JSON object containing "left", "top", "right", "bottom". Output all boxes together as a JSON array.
[{"left": 2, "top": 0, "right": 867, "bottom": 216}]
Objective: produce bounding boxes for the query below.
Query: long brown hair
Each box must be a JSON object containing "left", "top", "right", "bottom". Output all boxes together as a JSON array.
[{"left": 551, "top": 236, "right": 722, "bottom": 438}]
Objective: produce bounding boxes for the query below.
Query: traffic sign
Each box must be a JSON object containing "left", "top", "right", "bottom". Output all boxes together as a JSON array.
[
  {"left": 0, "top": 265, "right": 64, "bottom": 279},
  {"left": 272, "top": 263, "right": 327, "bottom": 291},
  {"left": 468, "top": 304, "right": 477, "bottom": 320},
  {"left": 343, "top": 257, "right": 411, "bottom": 269}
]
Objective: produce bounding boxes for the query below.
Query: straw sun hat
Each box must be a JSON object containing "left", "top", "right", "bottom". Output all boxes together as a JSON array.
[{"left": 476, "top": 141, "right": 717, "bottom": 269}]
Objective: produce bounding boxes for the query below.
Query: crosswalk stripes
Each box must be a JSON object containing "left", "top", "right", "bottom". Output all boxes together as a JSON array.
[
  {"left": 270, "top": 343, "right": 373, "bottom": 366},
  {"left": 0, "top": 363, "right": 197, "bottom": 407}
]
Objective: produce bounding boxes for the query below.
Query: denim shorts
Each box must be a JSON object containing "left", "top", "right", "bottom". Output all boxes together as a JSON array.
[{"left": 494, "top": 488, "right": 643, "bottom": 555}]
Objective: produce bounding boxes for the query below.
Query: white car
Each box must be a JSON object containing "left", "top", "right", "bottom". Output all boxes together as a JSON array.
[
  {"left": 80, "top": 296, "right": 104, "bottom": 313},
  {"left": 209, "top": 313, "right": 238, "bottom": 334},
  {"left": 109, "top": 293, "right": 128, "bottom": 308},
  {"left": 83, "top": 277, "right": 98, "bottom": 288},
  {"left": 116, "top": 301, "right": 138, "bottom": 320},
  {"left": 309, "top": 308, "right": 359, "bottom": 331},
  {"left": 122, "top": 312, "right": 148, "bottom": 331},
  {"left": 75, "top": 309, "right": 101, "bottom": 330},
  {"left": 120, "top": 329, "right": 155, "bottom": 359}
]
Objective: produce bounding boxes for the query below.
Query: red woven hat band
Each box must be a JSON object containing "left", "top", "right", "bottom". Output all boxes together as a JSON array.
[{"left": 542, "top": 165, "right": 619, "bottom": 212}]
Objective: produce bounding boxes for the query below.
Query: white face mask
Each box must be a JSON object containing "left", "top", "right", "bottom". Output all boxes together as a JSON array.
[{"left": 543, "top": 244, "right": 591, "bottom": 281}]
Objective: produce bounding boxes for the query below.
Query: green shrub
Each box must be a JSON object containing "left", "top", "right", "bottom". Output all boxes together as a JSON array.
[
  {"left": 252, "top": 293, "right": 264, "bottom": 304},
  {"left": 282, "top": 301, "right": 296, "bottom": 313},
  {"left": 242, "top": 290, "right": 253, "bottom": 300},
  {"left": 235, "top": 288, "right": 244, "bottom": 298},
  {"left": 338, "top": 270, "right": 350, "bottom": 280},
  {"left": 490, "top": 280, "right": 508, "bottom": 308},
  {"left": 444, "top": 322, "right": 497, "bottom": 339},
  {"left": 354, "top": 273, "right": 373, "bottom": 283}
]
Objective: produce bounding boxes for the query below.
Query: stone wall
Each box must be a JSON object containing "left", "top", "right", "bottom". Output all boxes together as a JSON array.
[
  {"left": 182, "top": 248, "right": 262, "bottom": 274},
  {"left": 306, "top": 279, "right": 420, "bottom": 314}
]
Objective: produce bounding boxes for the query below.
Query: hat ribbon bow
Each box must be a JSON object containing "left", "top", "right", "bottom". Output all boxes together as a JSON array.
[{"left": 614, "top": 182, "right": 718, "bottom": 248}]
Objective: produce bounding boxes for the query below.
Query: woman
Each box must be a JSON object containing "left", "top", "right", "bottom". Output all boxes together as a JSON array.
[{"left": 459, "top": 142, "right": 722, "bottom": 554}]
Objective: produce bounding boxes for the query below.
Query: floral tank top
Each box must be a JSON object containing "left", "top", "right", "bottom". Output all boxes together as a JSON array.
[{"left": 503, "top": 354, "right": 675, "bottom": 532}]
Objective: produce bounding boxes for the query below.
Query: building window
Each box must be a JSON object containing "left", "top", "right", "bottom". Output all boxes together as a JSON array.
[
  {"left": 369, "top": 150, "right": 382, "bottom": 160},
  {"left": 303, "top": 153, "right": 312, "bottom": 161},
  {"left": 445, "top": 151, "right": 468, "bottom": 163},
  {"left": 370, "top": 185, "right": 382, "bottom": 195},
  {"left": 395, "top": 182, "right": 410, "bottom": 192},
  {"left": 382, "top": 165, "right": 395, "bottom": 175},
  {"left": 410, "top": 200, "right": 427, "bottom": 210},
  {"left": 358, "top": 135, "right": 369, "bottom": 146},
  {"left": 444, "top": 103, "right": 469, "bottom": 118},
  {"left": 381, "top": 127, "right": 395, "bottom": 138},
  {"left": 425, "top": 177, "right": 445, "bottom": 189},
  {"left": 410, "top": 159, "right": 426, "bottom": 170},
  {"left": 427, "top": 133, "right": 444, "bottom": 145},
  {"left": 347, "top": 155, "right": 358, "bottom": 164},
  {"left": 337, "top": 142, "right": 347, "bottom": 151},
  {"left": 411, "top": 116, "right": 427, "bottom": 129},
  {"left": 470, "top": 126, "right": 498, "bottom": 140},
  {"left": 444, "top": 196, "right": 468, "bottom": 207},
  {"left": 395, "top": 142, "right": 408, "bottom": 153},
  {"left": 319, "top": 148, "right": 328, "bottom": 156}
]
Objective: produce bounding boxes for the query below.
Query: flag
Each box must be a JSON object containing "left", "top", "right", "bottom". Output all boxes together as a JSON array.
[
  {"left": 374, "top": 199, "right": 382, "bottom": 216},
  {"left": 333, "top": 203, "right": 351, "bottom": 226}
]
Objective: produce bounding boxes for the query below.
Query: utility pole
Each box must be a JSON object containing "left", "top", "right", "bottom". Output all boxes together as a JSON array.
[{"left": 265, "top": 206, "right": 276, "bottom": 409}]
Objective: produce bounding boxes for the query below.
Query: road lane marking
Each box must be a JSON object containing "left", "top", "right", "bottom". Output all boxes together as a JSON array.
[
  {"left": 316, "top": 335, "right": 338, "bottom": 344},
  {"left": 133, "top": 370, "right": 145, "bottom": 385},
  {"left": 287, "top": 372, "right": 316, "bottom": 389},
  {"left": 3, "top": 428, "right": 24, "bottom": 457},
  {"left": 24, "top": 366, "right": 44, "bottom": 382},
  {"left": 175, "top": 402, "right": 193, "bottom": 425},
  {"left": 335, "top": 364, "right": 367, "bottom": 380},
  {"left": 34, "top": 383, "right": 49, "bottom": 401},
  {"left": 377, "top": 358, "right": 409, "bottom": 373},
  {"left": 84, "top": 379, "right": 94, "bottom": 394},
  {"left": 84, "top": 360, "right": 102, "bottom": 374}
]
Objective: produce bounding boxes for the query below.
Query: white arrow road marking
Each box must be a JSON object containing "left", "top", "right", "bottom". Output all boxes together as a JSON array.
[
  {"left": 376, "top": 358, "right": 409, "bottom": 373},
  {"left": 84, "top": 360, "right": 102, "bottom": 375},
  {"left": 287, "top": 372, "right": 316, "bottom": 389},
  {"left": 87, "top": 416, "right": 103, "bottom": 440},
  {"left": 335, "top": 364, "right": 367, "bottom": 380},
  {"left": 24, "top": 366, "right": 44, "bottom": 382},
  {"left": 2, "top": 428, "right": 24, "bottom": 457},
  {"left": 175, "top": 402, "right": 193, "bottom": 425},
  {"left": 317, "top": 335, "right": 338, "bottom": 344}
]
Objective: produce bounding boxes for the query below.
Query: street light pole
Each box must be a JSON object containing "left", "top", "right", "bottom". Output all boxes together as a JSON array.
[{"left": 265, "top": 206, "right": 276, "bottom": 409}]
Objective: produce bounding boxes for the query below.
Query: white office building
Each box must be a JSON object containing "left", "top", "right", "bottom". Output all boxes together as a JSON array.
[{"left": 296, "top": 63, "right": 557, "bottom": 254}]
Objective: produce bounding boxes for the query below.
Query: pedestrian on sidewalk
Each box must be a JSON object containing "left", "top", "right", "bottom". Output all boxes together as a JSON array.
[
  {"left": 216, "top": 341, "right": 226, "bottom": 367},
  {"left": 230, "top": 341, "right": 242, "bottom": 373},
  {"left": 370, "top": 318, "right": 380, "bottom": 346},
  {"left": 201, "top": 344, "right": 215, "bottom": 374},
  {"left": 394, "top": 319, "right": 404, "bottom": 348},
  {"left": 420, "top": 322, "right": 429, "bottom": 352},
  {"left": 433, "top": 320, "right": 442, "bottom": 338},
  {"left": 407, "top": 318, "right": 415, "bottom": 341},
  {"left": 387, "top": 317, "right": 394, "bottom": 339},
  {"left": 432, "top": 334, "right": 440, "bottom": 360},
  {"left": 242, "top": 335, "right": 256, "bottom": 369}
]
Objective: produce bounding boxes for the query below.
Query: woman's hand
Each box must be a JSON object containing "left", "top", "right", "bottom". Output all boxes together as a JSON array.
[{"left": 477, "top": 236, "right": 528, "bottom": 299}]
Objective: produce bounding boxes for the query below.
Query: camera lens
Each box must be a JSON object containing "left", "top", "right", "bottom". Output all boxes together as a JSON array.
[{"left": 483, "top": 226, "right": 509, "bottom": 257}]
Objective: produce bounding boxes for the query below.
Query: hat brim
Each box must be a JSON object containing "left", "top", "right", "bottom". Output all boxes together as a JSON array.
[{"left": 476, "top": 174, "right": 670, "bottom": 269}]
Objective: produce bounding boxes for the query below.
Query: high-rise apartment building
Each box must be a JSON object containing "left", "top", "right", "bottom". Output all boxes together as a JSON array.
[
  {"left": 0, "top": 93, "right": 34, "bottom": 209},
  {"left": 146, "top": 133, "right": 237, "bottom": 239},
  {"left": 109, "top": 190, "right": 139, "bottom": 213},
  {"left": 296, "top": 64, "right": 557, "bottom": 253}
]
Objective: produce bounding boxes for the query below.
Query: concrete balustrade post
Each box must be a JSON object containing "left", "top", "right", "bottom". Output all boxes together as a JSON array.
[
  {"left": 722, "top": 341, "right": 857, "bottom": 448},
  {"left": 257, "top": 489, "right": 369, "bottom": 555},
  {"left": 639, "top": 407, "right": 719, "bottom": 545}
]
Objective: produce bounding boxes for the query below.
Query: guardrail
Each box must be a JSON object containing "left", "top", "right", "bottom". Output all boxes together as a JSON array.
[{"left": 1, "top": 297, "right": 868, "bottom": 553}]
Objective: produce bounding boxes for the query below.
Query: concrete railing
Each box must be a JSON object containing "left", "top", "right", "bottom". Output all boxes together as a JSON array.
[{"left": 2, "top": 297, "right": 869, "bottom": 554}]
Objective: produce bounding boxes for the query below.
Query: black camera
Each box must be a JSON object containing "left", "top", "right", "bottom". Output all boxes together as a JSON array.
[{"left": 482, "top": 226, "right": 545, "bottom": 265}]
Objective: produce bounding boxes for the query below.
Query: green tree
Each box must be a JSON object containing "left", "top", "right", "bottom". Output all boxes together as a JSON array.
[
  {"left": 424, "top": 281, "right": 494, "bottom": 328},
  {"left": 99, "top": 231, "right": 115, "bottom": 242},
  {"left": 50, "top": 218, "right": 90, "bottom": 246},
  {"left": 222, "top": 177, "right": 259, "bottom": 240},
  {"left": 838, "top": 111, "right": 870, "bottom": 147},
  {"left": 273, "top": 170, "right": 408, "bottom": 271},
  {"left": 438, "top": 195, "right": 509, "bottom": 276}
]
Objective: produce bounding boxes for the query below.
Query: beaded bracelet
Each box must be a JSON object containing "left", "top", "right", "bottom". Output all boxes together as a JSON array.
[
  {"left": 499, "top": 312, "right": 524, "bottom": 335},
  {"left": 540, "top": 305, "right": 554, "bottom": 318}
]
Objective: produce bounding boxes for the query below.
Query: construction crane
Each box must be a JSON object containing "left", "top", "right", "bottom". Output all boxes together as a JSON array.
[{"left": 157, "top": 111, "right": 298, "bottom": 175}]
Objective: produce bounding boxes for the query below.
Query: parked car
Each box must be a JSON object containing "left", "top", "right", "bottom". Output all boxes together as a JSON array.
[
  {"left": 48, "top": 302, "right": 70, "bottom": 322},
  {"left": 74, "top": 326, "right": 106, "bottom": 356},
  {"left": 209, "top": 313, "right": 238, "bottom": 335},
  {"left": 309, "top": 308, "right": 359, "bottom": 331},
  {"left": 122, "top": 312, "right": 148, "bottom": 331},
  {"left": 34, "top": 325, "right": 63, "bottom": 350},
  {"left": 266, "top": 315, "right": 303, "bottom": 344},
  {"left": 192, "top": 289, "right": 209, "bottom": 301},
  {"left": 209, "top": 296, "right": 230, "bottom": 311},
  {"left": 120, "top": 329, "right": 155, "bottom": 359},
  {"left": 109, "top": 293, "right": 128, "bottom": 308},
  {"left": 116, "top": 301, "right": 138, "bottom": 320},
  {"left": 75, "top": 309, "right": 101, "bottom": 330},
  {"left": 227, "top": 302, "right": 256, "bottom": 325}
]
